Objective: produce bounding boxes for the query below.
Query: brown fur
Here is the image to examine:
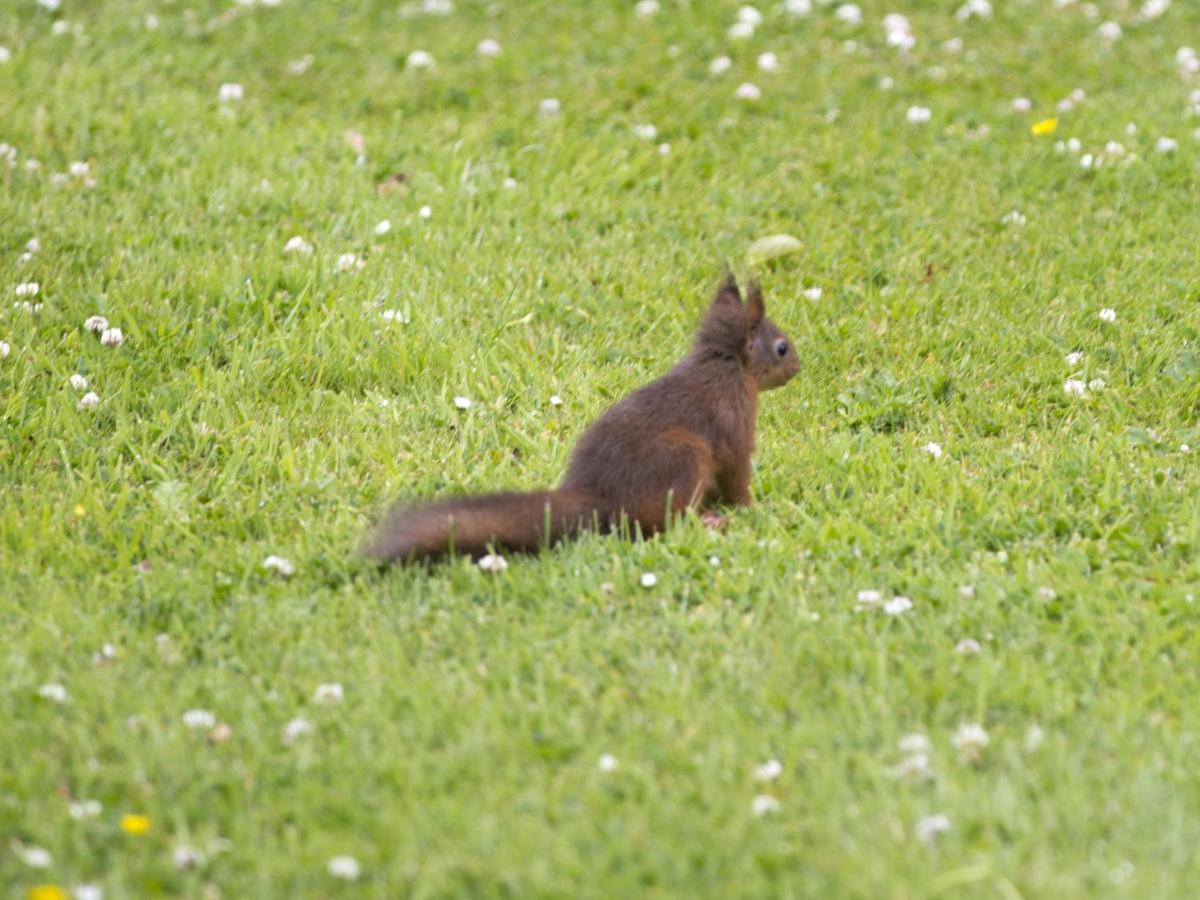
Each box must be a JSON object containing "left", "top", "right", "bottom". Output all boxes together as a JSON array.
[{"left": 362, "top": 274, "right": 800, "bottom": 564}]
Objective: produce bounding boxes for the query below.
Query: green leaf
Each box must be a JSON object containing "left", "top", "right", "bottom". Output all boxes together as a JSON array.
[{"left": 746, "top": 234, "right": 803, "bottom": 266}]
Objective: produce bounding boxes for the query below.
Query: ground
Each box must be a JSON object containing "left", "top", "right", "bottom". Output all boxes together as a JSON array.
[{"left": 3, "top": 0, "right": 1200, "bottom": 897}]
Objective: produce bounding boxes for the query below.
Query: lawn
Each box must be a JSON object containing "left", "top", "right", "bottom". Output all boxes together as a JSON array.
[{"left": 3, "top": 0, "right": 1200, "bottom": 896}]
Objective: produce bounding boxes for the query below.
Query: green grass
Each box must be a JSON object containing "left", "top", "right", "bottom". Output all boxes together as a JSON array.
[{"left": 3, "top": 0, "right": 1200, "bottom": 896}]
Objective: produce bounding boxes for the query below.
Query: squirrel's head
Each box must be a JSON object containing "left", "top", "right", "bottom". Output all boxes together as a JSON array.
[{"left": 696, "top": 273, "right": 800, "bottom": 391}]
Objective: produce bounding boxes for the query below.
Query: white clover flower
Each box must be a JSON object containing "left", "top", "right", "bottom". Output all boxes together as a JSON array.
[
  {"left": 640, "top": 572, "right": 658, "bottom": 588},
  {"left": 598, "top": 753, "right": 619, "bottom": 772},
  {"left": 287, "top": 54, "right": 314, "bottom": 76},
  {"left": 1097, "top": 21, "right": 1121, "bottom": 41},
  {"left": 218, "top": 83, "right": 244, "bottom": 103},
  {"left": 0, "top": 341, "right": 9, "bottom": 359},
  {"left": 956, "top": 637, "right": 981, "bottom": 654},
  {"left": 328, "top": 856, "right": 361, "bottom": 880},
  {"left": 729, "top": 21, "right": 755, "bottom": 39},
  {"left": 173, "top": 845, "right": 205, "bottom": 870},
  {"left": 855, "top": 589, "right": 883, "bottom": 608},
  {"left": 503, "top": 177, "right": 518, "bottom": 189},
  {"left": 751, "top": 794, "right": 781, "bottom": 816},
  {"left": 1104, "top": 141, "right": 1126, "bottom": 156},
  {"left": 100, "top": 327, "right": 123, "bottom": 348},
  {"left": 77, "top": 391, "right": 100, "bottom": 411},
  {"left": 373, "top": 219, "right": 392, "bottom": 236},
  {"left": 84, "top": 315, "right": 109, "bottom": 333},
  {"left": 38, "top": 683, "right": 68, "bottom": 703},
  {"left": 1038, "top": 586, "right": 1057, "bottom": 601},
  {"left": 878, "top": 76, "right": 894, "bottom": 90},
  {"left": 709, "top": 554, "right": 721, "bottom": 566},
  {"left": 1156, "top": 136, "right": 1178, "bottom": 153},
  {"left": 406, "top": 50, "right": 435, "bottom": 70},
  {"left": 785, "top": 0, "right": 812, "bottom": 14},
  {"left": 883, "top": 595, "right": 913, "bottom": 616},
  {"left": 906, "top": 105, "right": 932, "bottom": 124},
  {"left": 1001, "top": 209, "right": 1027, "bottom": 226},
  {"left": 263, "top": 555, "right": 295, "bottom": 577},
  {"left": 921, "top": 442, "right": 943, "bottom": 459},
  {"left": 884, "top": 18, "right": 915, "bottom": 52},
  {"left": 13, "top": 843, "right": 52, "bottom": 868},
  {"left": 1010, "top": 96, "right": 1032, "bottom": 114},
  {"left": 757, "top": 52, "right": 780, "bottom": 72},
  {"left": 539, "top": 97, "right": 561, "bottom": 117},
  {"left": 959, "top": 584, "right": 976, "bottom": 598},
  {"left": 15, "top": 282, "right": 39, "bottom": 297},
  {"left": 916, "top": 813, "right": 951, "bottom": 843},
  {"left": 709, "top": 56, "right": 732, "bottom": 76},
  {"left": 337, "top": 252, "right": 365, "bottom": 272},
  {"left": 1024, "top": 723, "right": 1045, "bottom": 751},
  {"left": 1141, "top": 0, "right": 1170, "bottom": 19},
  {"left": 68, "top": 799, "right": 102, "bottom": 819},
  {"left": 956, "top": 0, "right": 992, "bottom": 20},
  {"left": 1079, "top": 153, "right": 1096, "bottom": 170},
  {"left": 283, "top": 716, "right": 314, "bottom": 744},
  {"left": 737, "top": 5, "right": 763, "bottom": 25},
  {"left": 634, "top": 0, "right": 660, "bottom": 17},
  {"left": 69, "top": 374, "right": 89, "bottom": 391},
  {"left": 92, "top": 642, "right": 116, "bottom": 665},
  {"left": 549, "top": 394, "right": 563, "bottom": 406},
  {"left": 418, "top": 205, "right": 433, "bottom": 219},
  {"left": 951, "top": 723, "right": 989, "bottom": 762},
  {"left": 0, "top": 46, "right": 10, "bottom": 64},
  {"left": 381, "top": 309, "right": 409, "bottom": 323},
  {"left": 1088, "top": 378, "right": 1106, "bottom": 391},
  {"left": 1063, "top": 378, "right": 1087, "bottom": 398},
  {"left": 835, "top": 4, "right": 863, "bottom": 25},
  {"left": 632, "top": 123, "right": 658, "bottom": 141},
  {"left": 899, "top": 733, "right": 931, "bottom": 754},
  {"left": 422, "top": 0, "right": 453, "bottom": 14},
  {"left": 753, "top": 759, "right": 783, "bottom": 781},
  {"left": 802, "top": 286, "right": 822, "bottom": 301},
  {"left": 38, "top": 0, "right": 62, "bottom": 8},
  {"left": 453, "top": 395, "right": 471, "bottom": 409},
  {"left": 735, "top": 82, "right": 762, "bottom": 101},
  {"left": 183, "top": 709, "right": 217, "bottom": 729},
  {"left": 1067, "top": 137, "right": 1082, "bottom": 153},
  {"left": 476, "top": 38, "right": 502, "bottom": 57},
  {"left": 68, "top": 161, "right": 90, "bottom": 179},
  {"left": 1099, "top": 307, "right": 1117, "bottom": 323},
  {"left": 942, "top": 37, "right": 963, "bottom": 53},
  {"left": 478, "top": 553, "right": 509, "bottom": 573},
  {"left": 658, "top": 142, "right": 671, "bottom": 155},
  {"left": 74, "top": 884, "right": 103, "bottom": 900},
  {"left": 890, "top": 752, "right": 934, "bottom": 781},
  {"left": 313, "top": 683, "right": 344, "bottom": 704}
]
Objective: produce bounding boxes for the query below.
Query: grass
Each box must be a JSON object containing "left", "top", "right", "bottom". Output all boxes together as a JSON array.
[{"left": 3, "top": 0, "right": 1200, "bottom": 896}]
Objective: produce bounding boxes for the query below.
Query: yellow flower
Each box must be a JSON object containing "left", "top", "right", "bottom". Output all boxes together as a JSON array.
[
  {"left": 120, "top": 813, "right": 151, "bottom": 835},
  {"left": 1031, "top": 118, "right": 1058, "bottom": 136},
  {"left": 73, "top": 504, "right": 86, "bottom": 517},
  {"left": 28, "top": 887, "right": 68, "bottom": 900}
]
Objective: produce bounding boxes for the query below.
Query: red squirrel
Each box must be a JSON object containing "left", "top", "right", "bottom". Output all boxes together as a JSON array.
[{"left": 364, "top": 274, "right": 799, "bottom": 563}]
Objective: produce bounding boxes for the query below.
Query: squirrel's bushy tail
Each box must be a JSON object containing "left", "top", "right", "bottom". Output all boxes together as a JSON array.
[{"left": 362, "top": 489, "right": 605, "bottom": 564}]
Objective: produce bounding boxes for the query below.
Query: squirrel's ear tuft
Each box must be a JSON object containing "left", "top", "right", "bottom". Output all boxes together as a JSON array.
[
  {"left": 711, "top": 271, "right": 742, "bottom": 311},
  {"left": 745, "top": 281, "right": 765, "bottom": 328}
]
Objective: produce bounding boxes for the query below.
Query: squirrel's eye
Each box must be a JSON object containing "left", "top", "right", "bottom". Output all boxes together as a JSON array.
[{"left": 774, "top": 339, "right": 788, "bottom": 358}]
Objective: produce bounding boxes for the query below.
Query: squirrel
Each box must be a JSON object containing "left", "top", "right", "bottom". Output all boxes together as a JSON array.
[{"left": 363, "top": 273, "right": 799, "bottom": 564}]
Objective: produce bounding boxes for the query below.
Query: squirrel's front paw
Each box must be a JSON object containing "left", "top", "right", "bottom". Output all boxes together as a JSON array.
[{"left": 700, "top": 510, "right": 729, "bottom": 532}]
